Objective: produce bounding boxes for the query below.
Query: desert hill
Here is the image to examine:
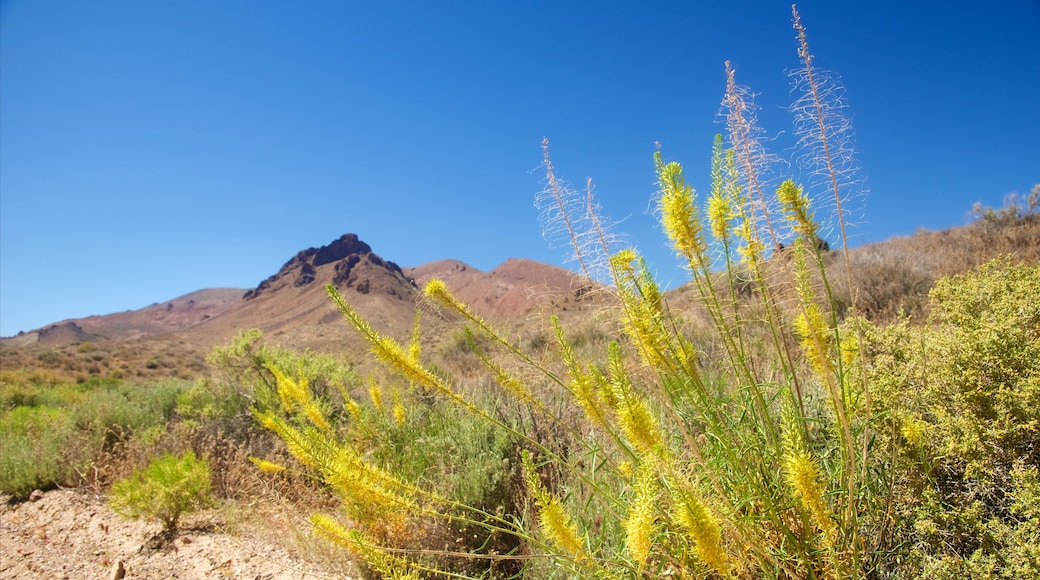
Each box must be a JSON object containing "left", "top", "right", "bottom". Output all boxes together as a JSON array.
[
  {"left": 2, "top": 211, "right": 1036, "bottom": 380},
  {"left": 405, "top": 258, "right": 597, "bottom": 320},
  {"left": 0, "top": 233, "right": 599, "bottom": 355},
  {"left": 1, "top": 288, "right": 246, "bottom": 347}
]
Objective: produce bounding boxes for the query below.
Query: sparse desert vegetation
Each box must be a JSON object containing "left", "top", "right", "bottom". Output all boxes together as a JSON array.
[{"left": 2, "top": 7, "right": 1038, "bottom": 580}]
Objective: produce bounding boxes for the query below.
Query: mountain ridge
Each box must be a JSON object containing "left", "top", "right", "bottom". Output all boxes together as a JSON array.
[{"left": 0, "top": 233, "right": 592, "bottom": 350}]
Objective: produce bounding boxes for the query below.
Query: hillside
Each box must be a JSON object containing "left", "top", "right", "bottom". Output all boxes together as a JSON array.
[
  {"left": 0, "top": 233, "right": 604, "bottom": 379},
  {"left": 2, "top": 213, "right": 1036, "bottom": 381}
]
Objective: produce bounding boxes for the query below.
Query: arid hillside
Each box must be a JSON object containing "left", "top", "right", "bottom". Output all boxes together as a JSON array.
[
  {"left": 2, "top": 212, "right": 1037, "bottom": 381},
  {"left": 0, "top": 233, "right": 606, "bottom": 379}
]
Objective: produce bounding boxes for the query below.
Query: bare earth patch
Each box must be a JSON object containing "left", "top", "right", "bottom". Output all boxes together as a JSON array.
[{"left": 1, "top": 489, "right": 355, "bottom": 579}]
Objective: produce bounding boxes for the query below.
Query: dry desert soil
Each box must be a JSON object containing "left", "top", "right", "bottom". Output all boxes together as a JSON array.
[{"left": 1, "top": 489, "right": 356, "bottom": 579}]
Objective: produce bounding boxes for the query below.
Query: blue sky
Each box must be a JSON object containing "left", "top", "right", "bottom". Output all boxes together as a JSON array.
[{"left": 2, "top": 1, "right": 1038, "bottom": 337}]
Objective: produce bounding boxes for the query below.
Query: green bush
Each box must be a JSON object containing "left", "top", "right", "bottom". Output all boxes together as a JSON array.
[
  {"left": 0, "top": 406, "right": 76, "bottom": 498},
  {"left": 0, "top": 377, "right": 187, "bottom": 498},
  {"left": 109, "top": 450, "right": 214, "bottom": 531},
  {"left": 852, "top": 258, "right": 1040, "bottom": 578}
]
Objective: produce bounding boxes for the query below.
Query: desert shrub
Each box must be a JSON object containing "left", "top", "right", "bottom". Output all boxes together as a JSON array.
[
  {"left": 0, "top": 406, "right": 77, "bottom": 498},
  {"left": 176, "top": 376, "right": 252, "bottom": 420},
  {"left": 0, "top": 377, "right": 187, "bottom": 498},
  {"left": 109, "top": 450, "right": 214, "bottom": 532},
  {"left": 850, "top": 258, "right": 1040, "bottom": 578},
  {"left": 841, "top": 247, "right": 936, "bottom": 321}
]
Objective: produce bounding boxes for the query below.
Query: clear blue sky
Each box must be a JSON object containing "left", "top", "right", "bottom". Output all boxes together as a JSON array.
[{"left": 2, "top": 1, "right": 1038, "bottom": 337}]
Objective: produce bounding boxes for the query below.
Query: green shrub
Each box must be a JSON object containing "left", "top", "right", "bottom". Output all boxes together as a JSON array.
[
  {"left": 0, "top": 406, "right": 77, "bottom": 498},
  {"left": 0, "top": 377, "right": 187, "bottom": 498},
  {"left": 852, "top": 258, "right": 1040, "bottom": 578},
  {"left": 109, "top": 450, "right": 214, "bottom": 531}
]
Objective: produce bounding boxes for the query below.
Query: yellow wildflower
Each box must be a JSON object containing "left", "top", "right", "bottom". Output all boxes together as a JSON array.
[
  {"left": 625, "top": 463, "right": 658, "bottom": 566},
  {"left": 248, "top": 457, "right": 286, "bottom": 473}
]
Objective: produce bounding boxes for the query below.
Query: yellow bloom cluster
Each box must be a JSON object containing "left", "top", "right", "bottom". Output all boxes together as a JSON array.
[
  {"left": 264, "top": 363, "right": 331, "bottom": 432},
  {"left": 670, "top": 484, "right": 730, "bottom": 576},
  {"left": 656, "top": 152, "right": 710, "bottom": 270},
  {"left": 624, "top": 462, "right": 658, "bottom": 565},
  {"left": 782, "top": 428, "right": 837, "bottom": 544},
  {"left": 523, "top": 452, "right": 589, "bottom": 562},
  {"left": 777, "top": 179, "right": 818, "bottom": 239}
]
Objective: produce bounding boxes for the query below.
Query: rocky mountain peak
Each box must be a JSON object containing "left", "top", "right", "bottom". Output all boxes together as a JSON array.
[{"left": 244, "top": 233, "right": 411, "bottom": 300}]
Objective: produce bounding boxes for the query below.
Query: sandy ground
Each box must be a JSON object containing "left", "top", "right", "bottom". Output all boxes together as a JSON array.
[{"left": 1, "top": 489, "right": 357, "bottom": 579}]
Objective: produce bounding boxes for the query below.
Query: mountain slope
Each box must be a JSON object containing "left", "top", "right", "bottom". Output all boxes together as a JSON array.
[{"left": 0, "top": 234, "right": 599, "bottom": 355}]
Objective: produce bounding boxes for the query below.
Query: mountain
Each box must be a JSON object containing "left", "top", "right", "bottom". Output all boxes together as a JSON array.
[
  {"left": 405, "top": 258, "right": 597, "bottom": 320},
  {"left": 2, "top": 214, "right": 1037, "bottom": 380},
  {"left": 1, "top": 288, "right": 245, "bottom": 347},
  {"left": 0, "top": 233, "right": 596, "bottom": 353},
  {"left": 11, "top": 209, "right": 1035, "bottom": 354}
]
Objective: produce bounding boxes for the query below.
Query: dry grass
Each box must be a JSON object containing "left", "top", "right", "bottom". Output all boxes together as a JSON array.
[{"left": 834, "top": 211, "right": 1040, "bottom": 321}]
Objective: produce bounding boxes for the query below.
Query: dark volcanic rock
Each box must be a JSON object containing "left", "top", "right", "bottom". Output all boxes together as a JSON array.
[{"left": 244, "top": 233, "right": 410, "bottom": 300}]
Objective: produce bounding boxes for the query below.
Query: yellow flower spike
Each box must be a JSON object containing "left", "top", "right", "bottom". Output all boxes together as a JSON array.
[
  {"left": 522, "top": 451, "right": 589, "bottom": 563},
  {"left": 392, "top": 402, "right": 406, "bottom": 426},
  {"left": 707, "top": 194, "right": 731, "bottom": 242},
  {"left": 390, "top": 388, "right": 406, "bottom": 426},
  {"left": 327, "top": 448, "right": 417, "bottom": 519},
  {"left": 368, "top": 376, "right": 384, "bottom": 411},
  {"left": 424, "top": 278, "right": 477, "bottom": 321},
  {"left": 573, "top": 369, "right": 608, "bottom": 428},
  {"left": 266, "top": 363, "right": 314, "bottom": 416},
  {"left": 472, "top": 340, "right": 541, "bottom": 409},
  {"left": 617, "top": 395, "right": 663, "bottom": 458},
  {"left": 266, "top": 363, "right": 297, "bottom": 412},
  {"left": 610, "top": 248, "right": 638, "bottom": 273},
  {"left": 408, "top": 310, "right": 422, "bottom": 362},
  {"left": 334, "top": 381, "right": 363, "bottom": 421},
  {"left": 707, "top": 134, "right": 738, "bottom": 243},
  {"left": 776, "top": 179, "right": 819, "bottom": 239},
  {"left": 255, "top": 409, "right": 279, "bottom": 433},
  {"left": 795, "top": 304, "right": 835, "bottom": 380},
  {"left": 617, "top": 461, "right": 633, "bottom": 479},
  {"left": 344, "top": 397, "right": 362, "bottom": 421},
  {"left": 625, "top": 462, "right": 658, "bottom": 566},
  {"left": 538, "top": 498, "right": 588, "bottom": 562},
  {"left": 255, "top": 410, "right": 322, "bottom": 469},
  {"left": 671, "top": 485, "right": 730, "bottom": 576},
  {"left": 249, "top": 457, "right": 286, "bottom": 473},
  {"left": 310, "top": 512, "right": 354, "bottom": 547},
  {"left": 782, "top": 421, "right": 838, "bottom": 546},
  {"left": 838, "top": 332, "right": 859, "bottom": 370},
  {"left": 603, "top": 342, "right": 626, "bottom": 411},
  {"left": 303, "top": 401, "right": 330, "bottom": 432},
  {"left": 610, "top": 251, "right": 675, "bottom": 370},
  {"left": 656, "top": 154, "right": 710, "bottom": 268},
  {"left": 553, "top": 316, "right": 609, "bottom": 426},
  {"left": 371, "top": 335, "right": 469, "bottom": 407},
  {"left": 312, "top": 522, "right": 422, "bottom": 580}
]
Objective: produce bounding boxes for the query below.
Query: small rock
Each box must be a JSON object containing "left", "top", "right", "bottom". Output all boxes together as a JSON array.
[
  {"left": 109, "top": 560, "right": 125, "bottom": 580},
  {"left": 28, "top": 489, "right": 44, "bottom": 502}
]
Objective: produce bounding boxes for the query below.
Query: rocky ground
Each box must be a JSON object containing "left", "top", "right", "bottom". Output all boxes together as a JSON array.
[{"left": 1, "top": 489, "right": 357, "bottom": 579}]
